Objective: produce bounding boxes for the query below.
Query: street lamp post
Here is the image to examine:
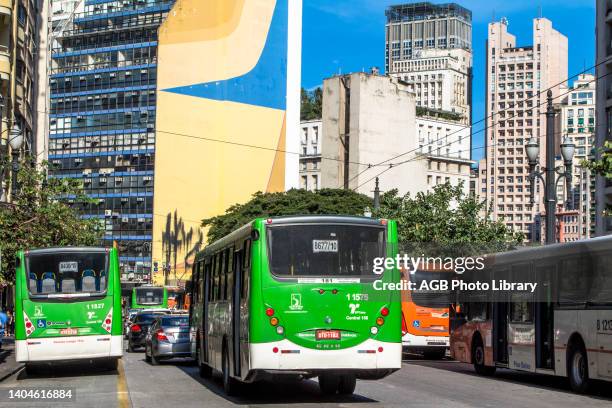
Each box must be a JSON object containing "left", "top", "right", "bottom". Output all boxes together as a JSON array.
[
  {"left": 8, "top": 124, "right": 23, "bottom": 198},
  {"left": 526, "top": 90, "right": 575, "bottom": 244}
]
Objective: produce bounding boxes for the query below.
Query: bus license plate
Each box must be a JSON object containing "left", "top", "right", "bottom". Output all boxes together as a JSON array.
[
  {"left": 316, "top": 330, "right": 341, "bottom": 340},
  {"left": 59, "top": 328, "right": 78, "bottom": 336}
]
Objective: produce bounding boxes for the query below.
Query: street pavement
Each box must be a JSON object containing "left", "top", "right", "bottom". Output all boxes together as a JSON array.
[{"left": 0, "top": 345, "right": 611, "bottom": 407}]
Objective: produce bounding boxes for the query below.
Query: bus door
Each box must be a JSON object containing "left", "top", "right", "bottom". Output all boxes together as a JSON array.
[
  {"left": 492, "top": 268, "right": 509, "bottom": 364},
  {"left": 232, "top": 248, "right": 243, "bottom": 377},
  {"left": 203, "top": 260, "right": 211, "bottom": 364},
  {"left": 507, "top": 264, "right": 536, "bottom": 372},
  {"left": 535, "top": 264, "right": 554, "bottom": 370}
]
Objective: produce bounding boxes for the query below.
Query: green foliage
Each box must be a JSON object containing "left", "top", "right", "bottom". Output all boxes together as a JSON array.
[
  {"left": 582, "top": 141, "right": 612, "bottom": 213},
  {"left": 374, "top": 182, "right": 523, "bottom": 255},
  {"left": 201, "top": 189, "right": 372, "bottom": 243},
  {"left": 300, "top": 87, "right": 323, "bottom": 121},
  {"left": 416, "top": 106, "right": 463, "bottom": 122},
  {"left": 0, "top": 160, "right": 102, "bottom": 282}
]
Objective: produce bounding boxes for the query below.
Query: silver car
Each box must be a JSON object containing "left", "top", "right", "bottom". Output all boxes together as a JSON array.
[{"left": 144, "top": 315, "right": 191, "bottom": 365}]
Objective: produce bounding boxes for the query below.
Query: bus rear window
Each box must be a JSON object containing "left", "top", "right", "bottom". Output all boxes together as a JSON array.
[
  {"left": 266, "top": 224, "right": 385, "bottom": 277},
  {"left": 135, "top": 288, "right": 164, "bottom": 305},
  {"left": 26, "top": 252, "right": 108, "bottom": 295}
]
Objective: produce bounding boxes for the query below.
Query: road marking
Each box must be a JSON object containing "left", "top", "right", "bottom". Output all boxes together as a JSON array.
[{"left": 117, "top": 358, "right": 131, "bottom": 408}]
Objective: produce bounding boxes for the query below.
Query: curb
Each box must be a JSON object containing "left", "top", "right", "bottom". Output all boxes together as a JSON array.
[
  {"left": 0, "top": 363, "right": 23, "bottom": 383},
  {"left": 0, "top": 346, "right": 23, "bottom": 383}
]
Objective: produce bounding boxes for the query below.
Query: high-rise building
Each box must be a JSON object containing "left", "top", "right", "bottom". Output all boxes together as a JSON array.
[
  {"left": 47, "top": 0, "right": 175, "bottom": 283},
  {"left": 555, "top": 74, "right": 596, "bottom": 239},
  {"left": 0, "top": 0, "right": 40, "bottom": 201},
  {"left": 483, "top": 18, "right": 568, "bottom": 241},
  {"left": 385, "top": 2, "right": 472, "bottom": 124},
  {"left": 595, "top": 1, "right": 612, "bottom": 236}
]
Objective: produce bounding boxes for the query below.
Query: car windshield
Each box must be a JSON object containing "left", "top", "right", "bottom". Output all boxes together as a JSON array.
[
  {"left": 267, "top": 223, "right": 385, "bottom": 277},
  {"left": 161, "top": 317, "right": 189, "bottom": 327},
  {"left": 26, "top": 251, "right": 108, "bottom": 296}
]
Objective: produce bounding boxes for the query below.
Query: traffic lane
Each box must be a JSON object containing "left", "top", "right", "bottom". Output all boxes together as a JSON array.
[
  {"left": 122, "top": 350, "right": 378, "bottom": 407},
  {"left": 0, "top": 360, "right": 122, "bottom": 408},
  {"left": 401, "top": 356, "right": 612, "bottom": 407}
]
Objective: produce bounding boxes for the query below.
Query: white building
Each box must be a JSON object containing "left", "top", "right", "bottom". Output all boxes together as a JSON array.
[
  {"left": 390, "top": 48, "right": 472, "bottom": 124},
  {"left": 416, "top": 115, "right": 473, "bottom": 196},
  {"left": 299, "top": 119, "right": 322, "bottom": 191},
  {"left": 555, "top": 74, "right": 596, "bottom": 239}
]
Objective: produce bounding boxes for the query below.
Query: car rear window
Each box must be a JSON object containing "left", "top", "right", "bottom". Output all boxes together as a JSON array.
[
  {"left": 161, "top": 317, "right": 189, "bottom": 327},
  {"left": 135, "top": 314, "right": 163, "bottom": 324}
]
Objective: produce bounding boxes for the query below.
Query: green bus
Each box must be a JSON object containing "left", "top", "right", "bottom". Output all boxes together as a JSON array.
[
  {"left": 189, "top": 216, "right": 402, "bottom": 395},
  {"left": 131, "top": 285, "right": 168, "bottom": 309},
  {"left": 15, "top": 247, "right": 123, "bottom": 371}
]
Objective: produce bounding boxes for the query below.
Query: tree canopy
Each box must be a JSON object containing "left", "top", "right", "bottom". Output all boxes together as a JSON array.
[
  {"left": 374, "top": 183, "right": 523, "bottom": 255},
  {"left": 201, "top": 189, "right": 372, "bottom": 243},
  {"left": 300, "top": 87, "right": 323, "bottom": 121},
  {"left": 0, "top": 161, "right": 102, "bottom": 282}
]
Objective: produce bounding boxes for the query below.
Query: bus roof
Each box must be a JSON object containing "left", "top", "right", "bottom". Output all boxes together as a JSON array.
[
  {"left": 196, "top": 215, "right": 389, "bottom": 260},
  {"left": 484, "top": 235, "right": 612, "bottom": 266},
  {"left": 24, "top": 247, "right": 110, "bottom": 255}
]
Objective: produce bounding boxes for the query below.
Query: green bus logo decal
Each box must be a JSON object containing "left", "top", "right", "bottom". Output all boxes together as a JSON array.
[{"left": 290, "top": 294, "right": 303, "bottom": 311}]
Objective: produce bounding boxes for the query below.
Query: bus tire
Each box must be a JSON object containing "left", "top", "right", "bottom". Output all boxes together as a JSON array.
[
  {"left": 318, "top": 374, "right": 340, "bottom": 395},
  {"left": 338, "top": 374, "right": 356, "bottom": 395},
  {"left": 222, "top": 346, "right": 238, "bottom": 396},
  {"left": 472, "top": 336, "right": 495, "bottom": 376},
  {"left": 568, "top": 343, "right": 589, "bottom": 393}
]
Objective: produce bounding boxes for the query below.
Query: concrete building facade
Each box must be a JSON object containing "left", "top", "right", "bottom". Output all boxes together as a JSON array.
[
  {"left": 0, "top": 0, "right": 40, "bottom": 201},
  {"left": 386, "top": 3, "right": 472, "bottom": 124},
  {"left": 299, "top": 119, "right": 322, "bottom": 191},
  {"left": 484, "top": 18, "right": 568, "bottom": 241},
  {"left": 595, "top": 0, "right": 612, "bottom": 236},
  {"left": 47, "top": 0, "right": 175, "bottom": 282},
  {"left": 555, "top": 74, "right": 596, "bottom": 239},
  {"left": 320, "top": 72, "right": 427, "bottom": 196}
]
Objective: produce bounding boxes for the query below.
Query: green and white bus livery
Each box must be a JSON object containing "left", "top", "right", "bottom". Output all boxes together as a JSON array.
[
  {"left": 190, "top": 216, "right": 402, "bottom": 395},
  {"left": 15, "top": 247, "right": 123, "bottom": 368},
  {"left": 131, "top": 285, "right": 168, "bottom": 309}
]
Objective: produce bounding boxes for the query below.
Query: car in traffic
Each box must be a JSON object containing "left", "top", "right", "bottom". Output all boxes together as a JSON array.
[
  {"left": 127, "top": 311, "right": 169, "bottom": 352},
  {"left": 144, "top": 315, "right": 191, "bottom": 365}
]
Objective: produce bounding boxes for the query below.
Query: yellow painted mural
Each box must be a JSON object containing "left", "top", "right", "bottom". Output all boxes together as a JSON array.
[{"left": 152, "top": 0, "right": 301, "bottom": 285}]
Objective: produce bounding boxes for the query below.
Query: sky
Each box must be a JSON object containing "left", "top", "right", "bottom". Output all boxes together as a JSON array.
[{"left": 301, "top": 0, "right": 596, "bottom": 161}]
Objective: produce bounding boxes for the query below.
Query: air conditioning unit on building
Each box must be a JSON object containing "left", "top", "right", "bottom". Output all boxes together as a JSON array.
[
  {"left": 115, "top": 176, "right": 123, "bottom": 184},
  {"left": 121, "top": 197, "right": 129, "bottom": 204},
  {"left": 136, "top": 197, "right": 144, "bottom": 203},
  {"left": 112, "top": 212, "right": 120, "bottom": 218},
  {"left": 121, "top": 217, "right": 129, "bottom": 224},
  {"left": 143, "top": 176, "right": 152, "bottom": 183},
  {"left": 83, "top": 178, "right": 91, "bottom": 185},
  {"left": 104, "top": 210, "right": 112, "bottom": 217},
  {"left": 137, "top": 218, "right": 145, "bottom": 224},
  {"left": 99, "top": 177, "right": 107, "bottom": 184}
]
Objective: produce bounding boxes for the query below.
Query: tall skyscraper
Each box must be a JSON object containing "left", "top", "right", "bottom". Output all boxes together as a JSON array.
[
  {"left": 595, "top": 1, "right": 612, "bottom": 236},
  {"left": 47, "top": 0, "right": 175, "bottom": 283},
  {"left": 484, "top": 18, "right": 568, "bottom": 241},
  {"left": 385, "top": 2, "right": 472, "bottom": 124}
]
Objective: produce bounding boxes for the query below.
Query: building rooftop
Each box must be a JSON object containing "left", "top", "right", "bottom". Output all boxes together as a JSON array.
[{"left": 386, "top": 2, "right": 472, "bottom": 24}]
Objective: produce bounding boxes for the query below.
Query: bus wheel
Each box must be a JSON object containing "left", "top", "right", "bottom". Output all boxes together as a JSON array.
[
  {"left": 568, "top": 344, "right": 589, "bottom": 393},
  {"left": 338, "top": 374, "right": 356, "bottom": 395},
  {"left": 473, "top": 337, "right": 495, "bottom": 376},
  {"left": 318, "top": 374, "right": 340, "bottom": 395},
  {"left": 222, "top": 347, "right": 238, "bottom": 395}
]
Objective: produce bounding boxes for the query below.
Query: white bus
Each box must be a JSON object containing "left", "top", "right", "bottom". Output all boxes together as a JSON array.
[{"left": 450, "top": 236, "right": 612, "bottom": 393}]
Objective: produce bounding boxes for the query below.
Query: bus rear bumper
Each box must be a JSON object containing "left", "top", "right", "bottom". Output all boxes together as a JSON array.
[
  {"left": 16, "top": 335, "right": 123, "bottom": 363},
  {"left": 402, "top": 332, "right": 449, "bottom": 353},
  {"left": 249, "top": 339, "right": 401, "bottom": 374}
]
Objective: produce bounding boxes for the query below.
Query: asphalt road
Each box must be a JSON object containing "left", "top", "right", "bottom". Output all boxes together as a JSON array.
[{"left": 0, "top": 347, "right": 611, "bottom": 407}]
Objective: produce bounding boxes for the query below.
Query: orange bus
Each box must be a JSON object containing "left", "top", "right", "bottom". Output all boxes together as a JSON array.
[{"left": 401, "top": 267, "right": 452, "bottom": 359}]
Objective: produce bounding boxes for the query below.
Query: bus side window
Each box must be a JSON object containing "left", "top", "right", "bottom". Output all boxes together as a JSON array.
[
  {"left": 212, "top": 254, "right": 219, "bottom": 302},
  {"left": 218, "top": 251, "right": 225, "bottom": 301},
  {"left": 559, "top": 256, "right": 590, "bottom": 304},
  {"left": 590, "top": 253, "right": 612, "bottom": 304},
  {"left": 242, "top": 239, "right": 251, "bottom": 300},
  {"left": 205, "top": 259, "right": 212, "bottom": 302},
  {"left": 227, "top": 247, "right": 234, "bottom": 301},
  {"left": 223, "top": 248, "right": 230, "bottom": 301},
  {"left": 510, "top": 265, "right": 533, "bottom": 323}
]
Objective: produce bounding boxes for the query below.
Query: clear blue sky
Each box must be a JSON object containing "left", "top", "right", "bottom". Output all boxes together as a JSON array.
[{"left": 301, "top": 0, "right": 596, "bottom": 161}]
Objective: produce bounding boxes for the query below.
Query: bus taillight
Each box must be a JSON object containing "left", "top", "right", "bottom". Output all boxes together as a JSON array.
[
  {"left": 265, "top": 307, "right": 274, "bottom": 316},
  {"left": 23, "top": 312, "right": 34, "bottom": 337},
  {"left": 376, "top": 317, "right": 385, "bottom": 326},
  {"left": 401, "top": 312, "right": 408, "bottom": 336},
  {"left": 102, "top": 309, "right": 113, "bottom": 333},
  {"left": 381, "top": 307, "right": 389, "bottom": 316},
  {"left": 270, "top": 317, "right": 279, "bottom": 326}
]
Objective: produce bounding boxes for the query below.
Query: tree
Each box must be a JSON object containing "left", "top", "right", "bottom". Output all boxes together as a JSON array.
[
  {"left": 0, "top": 160, "right": 102, "bottom": 282},
  {"left": 582, "top": 141, "right": 612, "bottom": 214},
  {"left": 300, "top": 87, "right": 323, "bottom": 121},
  {"left": 201, "top": 189, "right": 372, "bottom": 243},
  {"left": 374, "top": 183, "right": 523, "bottom": 255}
]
